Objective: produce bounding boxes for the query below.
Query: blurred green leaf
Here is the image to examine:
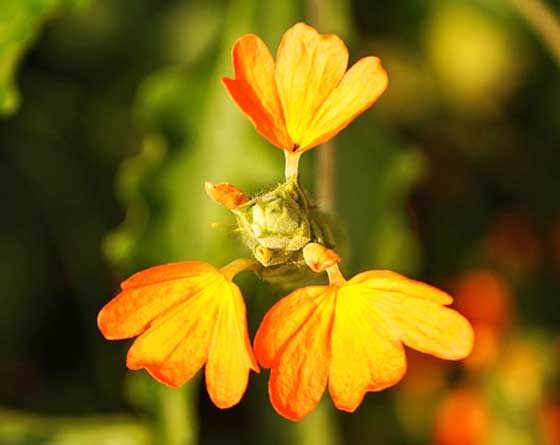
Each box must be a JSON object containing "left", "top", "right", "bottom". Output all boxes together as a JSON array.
[
  {"left": 106, "top": 0, "right": 303, "bottom": 273},
  {"left": 337, "top": 118, "right": 426, "bottom": 275},
  {"left": 0, "top": 409, "right": 151, "bottom": 445},
  {"left": 0, "top": 0, "right": 87, "bottom": 115}
]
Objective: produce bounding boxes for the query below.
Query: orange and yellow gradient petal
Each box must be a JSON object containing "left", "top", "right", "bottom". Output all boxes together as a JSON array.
[
  {"left": 254, "top": 269, "right": 473, "bottom": 421},
  {"left": 274, "top": 23, "right": 348, "bottom": 150},
  {"left": 97, "top": 260, "right": 259, "bottom": 409},
  {"left": 254, "top": 286, "right": 335, "bottom": 420}
]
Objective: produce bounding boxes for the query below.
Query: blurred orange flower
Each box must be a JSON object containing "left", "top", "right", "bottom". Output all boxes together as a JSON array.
[
  {"left": 254, "top": 269, "right": 474, "bottom": 421},
  {"left": 223, "top": 22, "right": 388, "bottom": 153},
  {"left": 453, "top": 270, "right": 513, "bottom": 371},
  {"left": 540, "top": 400, "right": 560, "bottom": 445},
  {"left": 434, "top": 387, "right": 490, "bottom": 445},
  {"left": 97, "top": 260, "right": 259, "bottom": 408},
  {"left": 453, "top": 270, "right": 512, "bottom": 332}
]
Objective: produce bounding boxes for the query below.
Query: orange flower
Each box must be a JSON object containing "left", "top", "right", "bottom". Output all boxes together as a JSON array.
[
  {"left": 254, "top": 268, "right": 473, "bottom": 421},
  {"left": 434, "top": 387, "right": 490, "bottom": 445},
  {"left": 452, "top": 270, "right": 513, "bottom": 371},
  {"left": 97, "top": 259, "right": 259, "bottom": 408},
  {"left": 223, "top": 22, "right": 388, "bottom": 153}
]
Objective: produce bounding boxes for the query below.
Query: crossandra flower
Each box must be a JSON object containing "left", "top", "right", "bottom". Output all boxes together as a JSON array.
[
  {"left": 97, "top": 259, "right": 259, "bottom": 408},
  {"left": 254, "top": 244, "right": 474, "bottom": 421},
  {"left": 223, "top": 22, "right": 388, "bottom": 154},
  {"left": 98, "top": 23, "right": 475, "bottom": 422}
]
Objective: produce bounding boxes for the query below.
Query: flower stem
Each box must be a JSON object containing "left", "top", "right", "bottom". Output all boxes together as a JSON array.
[
  {"left": 220, "top": 258, "right": 257, "bottom": 280},
  {"left": 284, "top": 150, "right": 302, "bottom": 180},
  {"left": 295, "top": 398, "right": 342, "bottom": 445},
  {"left": 307, "top": 0, "right": 342, "bottom": 214},
  {"left": 326, "top": 264, "right": 346, "bottom": 285},
  {"left": 159, "top": 383, "right": 197, "bottom": 445},
  {"left": 316, "top": 141, "right": 335, "bottom": 213}
]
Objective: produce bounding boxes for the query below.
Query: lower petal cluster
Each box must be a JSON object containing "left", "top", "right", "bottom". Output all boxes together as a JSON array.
[{"left": 98, "top": 260, "right": 473, "bottom": 418}]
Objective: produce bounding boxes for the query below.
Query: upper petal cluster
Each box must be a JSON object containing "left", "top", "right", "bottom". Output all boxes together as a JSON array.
[
  {"left": 254, "top": 270, "right": 474, "bottom": 421},
  {"left": 223, "top": 22, "right": 388, "bottom": 153},
  {"left": 97, "top": 261, "right": 259, "bottom": 409}
]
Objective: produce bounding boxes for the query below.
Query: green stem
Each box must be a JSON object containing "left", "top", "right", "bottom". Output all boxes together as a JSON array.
[
  {"left": 284, "top": 150, "right": 302, "bottom": 180},
  {"left": 294, "top": 398, "right": 342, "bottom": 445},
  {"left": 159, "top": 383, "right": 197, "bottom": 445},
  {"left": 316, "top": 141, "right": 335, "bottom": 213}
]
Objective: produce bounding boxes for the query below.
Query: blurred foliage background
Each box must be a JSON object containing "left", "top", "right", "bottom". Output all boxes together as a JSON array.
[{"left": 1, "top": 0, "right": 559, "bottom": 444}]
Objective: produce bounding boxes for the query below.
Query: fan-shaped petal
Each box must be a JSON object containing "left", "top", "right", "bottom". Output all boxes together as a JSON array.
[{"left": 98, "top": 261, "right": 258, "bottom": 408}]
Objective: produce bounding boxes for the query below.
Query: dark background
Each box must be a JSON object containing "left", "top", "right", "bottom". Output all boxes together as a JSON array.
[{"left": 1, "top": 0, "right": 559, "bottom": 444}]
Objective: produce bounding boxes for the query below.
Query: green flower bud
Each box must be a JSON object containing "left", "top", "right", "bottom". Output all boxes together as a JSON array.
[{"left": 234, "top": 177, "right": 333, "bottom": 269}]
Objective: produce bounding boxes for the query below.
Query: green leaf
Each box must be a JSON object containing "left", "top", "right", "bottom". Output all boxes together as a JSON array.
[{"left": 0, "top": 0, "right": 88, "bottom": 115}]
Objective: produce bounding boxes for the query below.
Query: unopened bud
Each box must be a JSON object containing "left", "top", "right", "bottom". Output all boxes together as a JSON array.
[
  {"left": 255, "top": 245, "right": 273, "bottom": 265},
  {"left": 303, "top": 243, "right": 341, "bottom": 272},
  {"left": 205, "top": 182, "right": 248, "bottom": 209}
]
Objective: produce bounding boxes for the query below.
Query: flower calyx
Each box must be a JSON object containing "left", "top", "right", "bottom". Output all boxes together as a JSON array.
[{"left": 233, "top": 177, "right": 333, "bottom": 269}]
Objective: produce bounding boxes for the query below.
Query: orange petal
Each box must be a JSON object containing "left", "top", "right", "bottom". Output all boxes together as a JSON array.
[
  {"left": 97, "top": 262, "right": 217, "bottom": 339},
  {"left": 396, "top": 300, "right": 474, "bottom": 360},
  {"left": 328, "top": 287, "right": 407, "bottom": 412},
  {"left": 205, "top": 281, "right": 259, "bottom": 408},
  {"left": 275, "top": 23, "right": 348, "bottom": 148},
  {"left": 120, "top": 261, "right": 216, "bottom": 289},
  {"left": 255, "top": 286, "right": 335, "bottom": 421},
  {"left": 384, "top": 295, "right": 474, "bottom": 360},
  {"left": 126, "top": 284, "right": 218, "bottom": 387},
  {"left": 299, "top": 56, "right": 388, "bottom": 150},
  {"left": 254, "top": 286, "right": 326, "bottom": 368},
  {"left": 349, "top": 270, "right": 453, "bottom": 305},
  {"left": 222, "top": 34, "right": 290, "bottom": 149}
]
